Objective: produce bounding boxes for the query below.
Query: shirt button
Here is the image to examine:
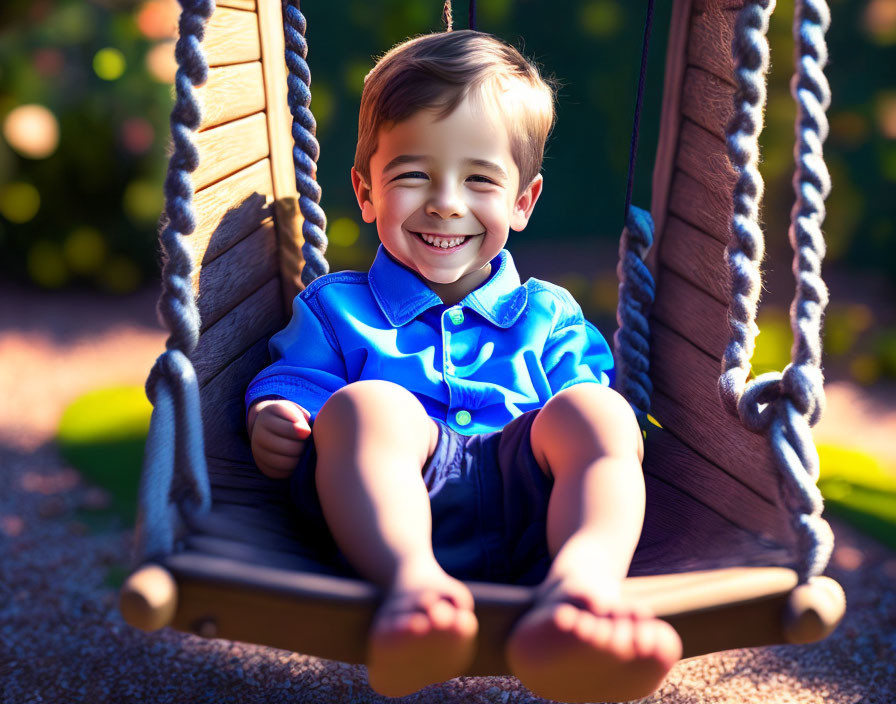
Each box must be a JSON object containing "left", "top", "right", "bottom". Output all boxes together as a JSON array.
[
  {"left": 455, "top": 410, "right": 471, "bottom": 426},
  {"left": 449, "top": 308, "right": 464, "bottom": 325}
]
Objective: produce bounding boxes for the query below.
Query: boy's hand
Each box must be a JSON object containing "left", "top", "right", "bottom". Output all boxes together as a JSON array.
[{"left": 248, "top": 399, "right": 312, "bottom": 479}]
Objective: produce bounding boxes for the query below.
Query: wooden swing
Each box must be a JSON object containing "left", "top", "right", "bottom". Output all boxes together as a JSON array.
[{"left": 120, "top": 0, "right": 846, "bottom": 678}]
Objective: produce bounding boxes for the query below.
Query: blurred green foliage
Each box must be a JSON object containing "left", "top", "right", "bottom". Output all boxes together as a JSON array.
[
  {"left": 0, "top": 0, "right": 169, "bottom": 292},
  {"left": 818, "top": 444, "right": 896, "bottom": 550},
  {"left": 57, "top": 384, "right": 152, "bottom": 521},
  {"left": 1, "top": 0, "right": 894, "bottom": 368}
]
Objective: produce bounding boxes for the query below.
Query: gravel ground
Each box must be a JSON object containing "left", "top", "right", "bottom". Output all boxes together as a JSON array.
[{"left": 1, "top": 285, "right": 895, "bottom": 703}]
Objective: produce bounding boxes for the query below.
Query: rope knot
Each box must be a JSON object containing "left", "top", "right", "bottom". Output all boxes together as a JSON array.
[
  {"left": 734, "top": 371, "right": 783, "bottom": 432},
  {"left": 146, "top": 349, "right": 196, "bottom": 402},
  {"left": 781, "top": 362, "right": 825, "bottom": 425}
]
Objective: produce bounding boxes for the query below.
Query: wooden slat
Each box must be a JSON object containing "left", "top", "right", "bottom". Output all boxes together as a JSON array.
[
  {"left": 681, "top": 65, "right": 734, "bottom": 141},
  {"left": 693, "top": 0, "right": 743, "bottom": 11},
  {"left": 688, "top": 7, "right": 738, "bottom": 86},
  {"left": 648, "top": 320, "right": 780, "bottom": 501},
  {"left": 204, "top": 7, "right": 261, "bottom": 67},
  {"left": 652, "top": 267, "right": 730, "bottom": 361},
  {"left": 198, "top": 62, "right": 266, "bottom": 131},
  {"left": 163, "top": 550, "right": 822, "bottom": 673},
  {"left": 677, "top": 118, "right": 737, "bottom": 196},
  {"left": 193, "top": 113, "right": 269, "bottom": 191},
  {"left": 194, "top": 278, "right": 283, "bottom": 387},
  {"left": 189, "top": 158, "right": 274, "bottom": 267},
  {"left": 201, "top": 336, "right": 271, "bottom": 466},
  {"left": 648, "top": 0, "right": 694, "bottom": 275},
  {"left": 659, "top": 215, "right": 730, "bottom": 304},
  {"left": 214, "top": 0, "right": 256, "bottom": 10},
  {"left": 643, "top": 427, "right": 791, "bottom": 544},
  {"left": 667, "top": 168, "right": 733, "bottom": 245},
  {"left": 257, "top": 0, "right": 304, "bottom": 303},
  {"left": 256, "top": 0, "right": 299, "bottom": 204},
  {"left": 196, "top": 220, "right": 279, "bottom": 331}
]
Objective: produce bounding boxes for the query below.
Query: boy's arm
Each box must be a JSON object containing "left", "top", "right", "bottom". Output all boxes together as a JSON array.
[
  {"left": 245, "top": 291, "right": 350, "bottom": 422},
  {"left": 542, "top": 301, "right": 615, "bottom": 394}
]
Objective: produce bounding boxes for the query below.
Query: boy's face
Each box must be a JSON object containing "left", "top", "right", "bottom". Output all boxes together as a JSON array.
[{"left": 352, "top": 94, "right": 543, "bottom": 303}]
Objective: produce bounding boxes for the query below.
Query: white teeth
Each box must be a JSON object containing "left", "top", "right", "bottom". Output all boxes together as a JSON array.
[{"left": 418, "top": 233, "right": 467, "bottom": 248}]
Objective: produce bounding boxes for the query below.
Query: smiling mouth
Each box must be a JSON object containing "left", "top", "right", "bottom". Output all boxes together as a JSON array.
[{"left": 413, "top": 231, "right": 482, "bottom": 249}]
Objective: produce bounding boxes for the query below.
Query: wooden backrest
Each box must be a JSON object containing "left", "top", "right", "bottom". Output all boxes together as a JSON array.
[
  {"left": 185, "top": 0, "right": 303, "bottom": 466},
  {"left": 640, "top": 0, "right": 796, "bottom": 555}
]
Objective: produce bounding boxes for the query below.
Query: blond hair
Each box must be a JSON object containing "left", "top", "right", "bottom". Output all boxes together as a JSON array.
[{"left": 354, "top": 30, "right": 556, "bottom": 194}]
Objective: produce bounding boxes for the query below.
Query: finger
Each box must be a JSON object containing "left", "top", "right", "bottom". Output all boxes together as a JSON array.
[
  {"left": 265, "top": 400, "right": 310, "bottom": 424},
  {"left": 254, "top": 431, "right": 306, "bottom": 457},
  {"left": 263, "top": 413, "right": 310, "bottom": 438},
  {"left": 292, "top": 416, "right": 312, "bottom": 438}
]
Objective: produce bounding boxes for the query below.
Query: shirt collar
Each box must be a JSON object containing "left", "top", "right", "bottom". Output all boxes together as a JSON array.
[{"left": 368, "top": 244, "right": 529, "bottom": 328}]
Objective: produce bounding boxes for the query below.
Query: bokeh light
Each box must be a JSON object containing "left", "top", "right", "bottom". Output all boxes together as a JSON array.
[
  {"left": 580, "top": 0, "right": 623, "bottom": 38},
  {"left": 830, "top": 111, "right": 870, "bottom": 146},
  {"left": 864, "top": 0, "right": 896, "bottom": 45},
  {"left": 875, "top": 91, "right": 896, "bottom": 139},
  {"left": 310, "top": 81, "right": 335, "bottom": 133},
  {"left": 120, "top": 117, "right": 155, "bottom": 155},
  {"left": 93, "top": 48, "right": 126, "bottom": 81},
  {"left": 99, "top": 255, "right": 142, "bottom": 293},
  {"left": 328, "top": 217, "right": 360, "bottom": 247},
  {"left": 27, "top": 241, "right": 68, "bottom": 289},
  {"left": 136, "top": 0, "right": 179, "bottom": 40},
  {"left": 2, "top": 104, "right": 60, "bottom": 159},
  {"left": 123, "top": 180, "right": 163, "bottom": 223},
  {"left": 344, "top": 61, "right": 371, "bottom": 94},
  {"left": 146, "top": 41, "right": 177, "bottom": 83},
  {"left": 32, "top": 49, "right": 65, "bottom": 78},
  {"left": 64, "top": 227, "right": 107, "bottom": 275},
  {"left": 0, "top": 182, "right": 40, "bottom": 223}
]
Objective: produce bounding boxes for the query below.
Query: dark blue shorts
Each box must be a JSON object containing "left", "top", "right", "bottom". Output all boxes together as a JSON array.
[{"left": 289, "top": 409, "right": 554, "bottom": 586}]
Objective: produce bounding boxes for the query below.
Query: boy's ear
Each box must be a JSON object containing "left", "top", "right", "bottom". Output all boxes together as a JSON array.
[
  {"left": 510, "top": 174, "right": 543, "bottom": 232},
  {"left": 351, "top": 167, "right": 377, "bottom": 223}
]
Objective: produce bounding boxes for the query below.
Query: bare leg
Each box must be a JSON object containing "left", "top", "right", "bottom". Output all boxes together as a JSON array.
[
  {"left": 505, "top": 383, "right": 682, "bottom": 703},
  {"left": 313, "top": 380, "right": 478, "bottom": 697}
]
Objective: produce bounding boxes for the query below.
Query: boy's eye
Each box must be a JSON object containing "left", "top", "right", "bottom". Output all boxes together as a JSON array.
[
  {"left": 467, "top": 175, "right": 494, "bottom": 184},
  {"left": 393, "top": 171, "right": 427, "bottom": 180}
]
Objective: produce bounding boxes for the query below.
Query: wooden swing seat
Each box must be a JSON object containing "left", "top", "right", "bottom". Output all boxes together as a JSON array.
[{"left": 120, "top": 0, "right": 846, "bottom": 674}]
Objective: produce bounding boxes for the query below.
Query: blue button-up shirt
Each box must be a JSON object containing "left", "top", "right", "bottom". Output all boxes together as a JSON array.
[{"left": 245, "top": 245, "right": 615, "bottom": 435}]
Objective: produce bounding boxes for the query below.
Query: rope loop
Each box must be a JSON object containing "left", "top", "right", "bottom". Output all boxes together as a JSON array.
[
  {"left": 138, "top": 348, "right": 211, "bottom": 562},
  {"left": 720, "top": 0, "right": 833, "bottom": 582},
  {"left": 283, "top": 0, "right": 329, "bottom": 286}
]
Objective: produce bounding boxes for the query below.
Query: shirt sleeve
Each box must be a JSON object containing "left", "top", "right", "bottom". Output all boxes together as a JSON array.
[
  {"left": 542, "top": 309, "right": 616, "bottom": 394},
  {"left": 244, "top": 292, "right": 348, "bottom": 422}
]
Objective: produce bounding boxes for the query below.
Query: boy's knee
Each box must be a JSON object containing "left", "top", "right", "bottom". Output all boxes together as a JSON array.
[
  {"left": 534, "top": 384, "right": 642, "bottom": 463},
  {"left": 314, "top": 380, "right": 436, "bottom": 454}
]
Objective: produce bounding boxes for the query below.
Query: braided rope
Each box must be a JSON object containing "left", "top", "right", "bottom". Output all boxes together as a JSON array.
[
  {"left": 719, "top": 0, "right": 772, "bottom": 417},
  {"left": 283, "top": 1, "right": 329, "bottom": 286},
  {"left": 614, "top": 206, "right": 655, "bottom": 420},
  {"left": 135, "top": 0, "right": 213, "bottom": 563},
  {"left": 720, "top": 0, "right": 833, "bottom": 581}
]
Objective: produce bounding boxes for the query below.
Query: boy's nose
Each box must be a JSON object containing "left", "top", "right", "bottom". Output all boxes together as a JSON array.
[{"left": 425, "top": 187, "right": 466, "bottom": 219}]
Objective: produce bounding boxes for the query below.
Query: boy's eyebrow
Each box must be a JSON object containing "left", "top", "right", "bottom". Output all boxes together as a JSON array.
[{"left": 382, "top": 155, "right": 509, "bottom": 182}]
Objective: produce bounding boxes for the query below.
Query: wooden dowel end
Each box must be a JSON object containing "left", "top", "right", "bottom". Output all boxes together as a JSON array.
[
  {"left": 782, "top": 576, "right": 846, "bottom": 644},
  {"left": 120, "top": 563, "right": 179, "bottom": 632}
]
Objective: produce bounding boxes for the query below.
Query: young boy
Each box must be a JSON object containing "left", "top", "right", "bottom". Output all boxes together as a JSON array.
[{"left": 245, "top": 30, "right": 681, "bottom": 703}]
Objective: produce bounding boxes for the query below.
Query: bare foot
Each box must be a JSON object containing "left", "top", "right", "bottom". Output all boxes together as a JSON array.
[
  {"left": 366, "top": 567, "right": 478, "bottom": 698},
  {"left": 505, "top": 572, "right": 682, "bottom": 703}
]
